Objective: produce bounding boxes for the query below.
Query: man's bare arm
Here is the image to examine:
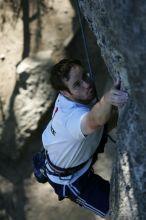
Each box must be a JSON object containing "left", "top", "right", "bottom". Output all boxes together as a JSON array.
[{"left": 81, "top": 84, "right": 128, "bottom": 135}]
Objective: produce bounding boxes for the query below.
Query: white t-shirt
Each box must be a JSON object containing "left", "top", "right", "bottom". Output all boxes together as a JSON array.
[{"left": 42, "top": 94, "right": 103, "bottom": 168}]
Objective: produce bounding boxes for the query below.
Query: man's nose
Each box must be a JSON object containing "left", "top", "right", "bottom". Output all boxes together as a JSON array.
[{"left": 83, "top": 80, "right": 90, "bottom": 88}]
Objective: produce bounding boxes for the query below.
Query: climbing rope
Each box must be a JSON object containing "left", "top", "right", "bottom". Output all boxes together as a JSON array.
[
  {"left": 76, "top": 0, "right": 94, "bottom": 81},
  {"left": 107, "top": 134, "right": 116, "bottom": 143}
]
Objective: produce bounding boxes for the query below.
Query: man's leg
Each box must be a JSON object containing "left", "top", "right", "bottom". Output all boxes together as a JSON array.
[
  {"left": 67, "top": 169, "right": 110, "bottom": 218},
  {"left": 46, "top": 170, "right": 110, "bottom": 218}
]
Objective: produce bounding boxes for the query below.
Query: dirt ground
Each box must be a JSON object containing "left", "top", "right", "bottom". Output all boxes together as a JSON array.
[{"left": 0, "top": 1, "right": 117, "bottom": 219}]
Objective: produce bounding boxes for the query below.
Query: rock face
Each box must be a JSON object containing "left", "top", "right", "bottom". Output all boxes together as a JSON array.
[
  {"left": 0, "top": 54, "right": 56, "bottom": 159},
  {"left": 0, "top": 0, "right": 75, "bottom": 159},
  {"left": 79, "top": 0, "right": 146, "bottom": 219}
]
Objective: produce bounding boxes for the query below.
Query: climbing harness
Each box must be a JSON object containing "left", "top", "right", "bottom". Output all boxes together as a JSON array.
[{"left": 45, "top": 151, "right": 90, "bottom": 177}]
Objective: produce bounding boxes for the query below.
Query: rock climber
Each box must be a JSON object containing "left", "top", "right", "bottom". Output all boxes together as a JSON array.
[{"left": 42, "top": 59, "right": 128, "bottom": 218}]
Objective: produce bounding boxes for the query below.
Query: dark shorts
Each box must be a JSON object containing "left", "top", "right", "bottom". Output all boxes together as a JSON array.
[{"left": 47, "top": 169, "right": 110, "bottom": 218}]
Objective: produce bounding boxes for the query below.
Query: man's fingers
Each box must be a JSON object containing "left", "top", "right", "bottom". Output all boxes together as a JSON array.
[
  {"left": 111, "top": 92, "right": 128, "bottom": 106},
  {"left": 105, "top": 88, "right": 128, "bottom": 106},
  {"left": 111, "top": 90, "right": 128, "bottom": 98}
]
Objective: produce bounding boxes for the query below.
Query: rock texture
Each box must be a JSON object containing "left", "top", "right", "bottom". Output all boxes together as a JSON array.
[
  {"left": 0, "top": 0, "right": 75, "bottom": 159},
  {"left": 79, "top": 0, "right": 146, "bottom": 219},
  {"left": 0, "top": 53, "right": 55, "bottom": 159}
]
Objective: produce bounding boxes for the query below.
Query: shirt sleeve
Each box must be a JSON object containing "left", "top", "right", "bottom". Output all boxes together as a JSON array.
[{"left": 65, "top": 108, "right": 89, "bottom": 140}]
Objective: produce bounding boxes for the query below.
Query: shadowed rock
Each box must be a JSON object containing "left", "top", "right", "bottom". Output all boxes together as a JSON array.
[{"left": 0, "top": 52, "right": 55, "bottom": 159}]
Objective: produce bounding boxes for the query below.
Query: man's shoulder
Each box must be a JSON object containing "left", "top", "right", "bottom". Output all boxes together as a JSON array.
[{"left": 57, "top": 94, "right": 89, "bottom": 112}]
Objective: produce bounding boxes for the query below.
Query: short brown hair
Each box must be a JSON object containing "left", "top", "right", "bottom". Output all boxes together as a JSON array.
[{"left": 50, "top": 59, "right": 82, "bottom": 92}]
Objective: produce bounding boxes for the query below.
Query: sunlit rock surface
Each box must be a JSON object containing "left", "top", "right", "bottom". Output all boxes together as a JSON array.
[{"left": 0, "top": 0, "right": 75, "bottom": 159}]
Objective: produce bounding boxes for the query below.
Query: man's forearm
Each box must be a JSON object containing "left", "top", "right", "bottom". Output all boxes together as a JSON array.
[
  {"left": 81, "top": 86, "right": 128, "bottom": 135},
  {"left": 89, "top": 96, "right": 112, "bottom": 127}
]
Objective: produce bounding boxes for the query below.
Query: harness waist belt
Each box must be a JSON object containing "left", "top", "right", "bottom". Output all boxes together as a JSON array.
[
  {"left": 45, "top": 151, "right": 89, "bottom": 177},
  {"left": 45, "top": 125, "right": 108, "bottom": 177}
]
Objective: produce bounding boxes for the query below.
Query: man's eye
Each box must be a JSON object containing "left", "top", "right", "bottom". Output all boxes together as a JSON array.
[
  {"left": 83, "top": 73, "right": 89, "bottom": 81},
  {"left": 74, "top": 81, "right": 81, "bottom": 88}
]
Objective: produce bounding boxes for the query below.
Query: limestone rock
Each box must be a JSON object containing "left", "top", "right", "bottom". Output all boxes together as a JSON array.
[
  {"left": 79, "top": 0, "right": 146, "bottom": 219},
  {"left": 0, "top": 54, "right": 56, "bottom": 159}
]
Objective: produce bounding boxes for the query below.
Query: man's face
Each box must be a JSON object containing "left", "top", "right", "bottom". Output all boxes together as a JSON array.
[{"left": 62, "top": 65, "right": 96, "bottom": 104}]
